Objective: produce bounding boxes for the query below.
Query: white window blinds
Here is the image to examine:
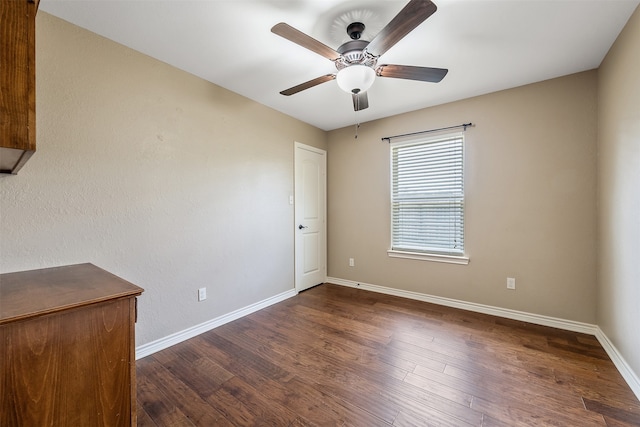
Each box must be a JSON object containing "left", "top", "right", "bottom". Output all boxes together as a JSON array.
[{"left": 391, "top": 132, "right": 464, "bottom": 255}]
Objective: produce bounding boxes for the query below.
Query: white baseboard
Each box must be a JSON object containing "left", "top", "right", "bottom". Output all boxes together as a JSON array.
[
  {"left": 328, "top": 276, "right": 640, "bottom": 401},
  {"left": 135, "top": 288, "right": 297, "bottom": 360},
  {"left": 595, "top": 327, "right": 640, "bottom": 400},
  {"left": 327, "top": 277, "right": 597, "bottom": 334}
]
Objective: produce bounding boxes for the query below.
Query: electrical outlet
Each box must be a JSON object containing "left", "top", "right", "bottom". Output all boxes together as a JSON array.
[
  {"left": 507, "top": 277, "right": 516, "bottom": 290},
  {"left": 198, "top": 287, "right": 207, "bottom": 301},
  {"left": 349, "top": 258, "right": 355, "bottom": 267}
]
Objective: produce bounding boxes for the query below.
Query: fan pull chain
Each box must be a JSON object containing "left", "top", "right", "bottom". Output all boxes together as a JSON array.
[{"left": 354, "top": 94, "right": 360, "bottom": 139}]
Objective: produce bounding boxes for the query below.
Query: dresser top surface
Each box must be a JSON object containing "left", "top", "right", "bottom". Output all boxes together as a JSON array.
[{"left": 0, "top": 263, "right": 144, "bottom": 324}]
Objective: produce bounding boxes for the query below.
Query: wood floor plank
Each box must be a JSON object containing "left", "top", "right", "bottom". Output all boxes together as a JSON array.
[
  {"left": 479, "top": 413, "right": 518, "bottom": 427},
  {"left": 382, "top": 340, "right": 451, "bottom": 374},
  {"left": 136, "top": 405, "right": 158, "bottom": 427},
  {"left": 403, "top": 371, "right": 477, "bottom": 407},
  {"left": 285, "top": 303, "right": 394, "bottom": 345},
  {"left": 245, "top": 311, "right": 481, "bottom": 425},
  {"left": 471, "top": 395, "right": 607, "bottom": 427},
  {"left": 136, "top": 284, "right": 640, "bottom": 426},
  {"left": 393, "top": 408, "right": 474, "bottom": 427},
  {"left": 284, "top": 375, "right": 393, "bottom": 427},
  {"left": 225, "top": 299, "right": 481, "bottom": 425},
  {"left": 136, "top": 372, "right": 196, "bottom": 426},
  {"left": 248, "top": 302, "right": 412, "bottom": 381},
  {"left": 202, "top": 332, "right": 368, "bottom": 426},
  {"left": 150, "top": 345, "right": 234, "bottom": 400},
  {"left": 250, "top": 308, "right": 389, "bottom": 350},
  {"left": 137, "top": 356, "right": 226, "bottom": 425},
  {"left": 210, "top": 376, "right": 299, "bottom": 426},
  {"left": 205, "top": 388, "right": 258, "bottom": 426},
  {"left": 583, "top": 397, "right": 640, "bottom": 425},
  {"left": 376, "top": 379, "right": 483, "bottom": 426},
  {"left": 216, "top": 318, "right": 402, "bottom": 423},
  {"left": 214, "top": 321, "right": 398, "bottom": 425},
  {"left": 437, "top": 363, "right": 586, "bottom": 412}
]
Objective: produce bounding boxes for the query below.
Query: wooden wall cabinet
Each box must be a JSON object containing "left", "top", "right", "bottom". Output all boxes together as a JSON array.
[
  {"left": 0, "top": 263, "right": 144, "bottom": 426},
  {"left": 0, "top": 0, "right": 39, "bottom": 174}
]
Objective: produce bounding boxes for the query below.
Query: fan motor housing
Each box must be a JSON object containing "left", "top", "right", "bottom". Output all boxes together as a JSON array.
[{"left": 336, "top": 40, "right": 377, "bottom": 70}]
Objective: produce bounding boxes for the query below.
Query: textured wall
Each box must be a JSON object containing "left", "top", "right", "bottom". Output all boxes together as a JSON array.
[
  {"left": 597, "top": 5, "right": 640, "bottom": 381},
  {"left": 327, "top": 71, "right": 598, "bottom": 323},
  {"left": 0, "top": 13, "right": 326, "bottom": 346}
]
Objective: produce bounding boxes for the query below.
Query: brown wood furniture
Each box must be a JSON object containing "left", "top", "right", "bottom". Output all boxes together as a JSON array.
[
  {"left": 0, "top": 0, "right": 40, "bottom": 174},
  {"left": 0, "top": 263, "right": 144, "bottom": 426}
]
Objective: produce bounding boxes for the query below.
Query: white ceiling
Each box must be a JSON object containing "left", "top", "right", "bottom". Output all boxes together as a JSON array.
[{"left": 40, "top": 0, "right": 639, "bottom": 131}]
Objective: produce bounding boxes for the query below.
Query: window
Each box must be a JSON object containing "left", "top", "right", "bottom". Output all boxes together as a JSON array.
[{"left": 389, "top": 132, "right": 467, "bottom": 264}]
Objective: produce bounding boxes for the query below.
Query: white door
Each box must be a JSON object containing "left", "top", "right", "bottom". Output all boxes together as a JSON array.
[{"left": 294, "top": 142, "right": 327, "bottom": 292}]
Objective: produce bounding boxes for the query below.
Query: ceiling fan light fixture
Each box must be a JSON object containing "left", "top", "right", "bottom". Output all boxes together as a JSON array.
[{"left": 336, "top": 65, "right": 375, "bottom": 94}]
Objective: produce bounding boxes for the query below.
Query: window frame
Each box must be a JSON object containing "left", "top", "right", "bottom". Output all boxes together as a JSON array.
[{"left": 388, "top": 131, "right": 469, "bottom": 265}]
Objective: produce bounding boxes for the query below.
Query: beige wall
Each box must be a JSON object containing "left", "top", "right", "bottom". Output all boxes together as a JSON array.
[
  {"left": 327, "top": 71, "right": 598, "bottom": 323},
  {"left": 1, "top": 10, "right": 635, "bottom": 381},
  {"left": 0, "top": 13, "right": 326, "bottom": 346},
  {"left": 597, "top": 6, "right": 640, "bottom": 379}
]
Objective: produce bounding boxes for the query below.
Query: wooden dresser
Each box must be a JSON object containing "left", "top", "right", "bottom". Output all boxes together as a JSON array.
[{"left": 0, "top": 263, "right": 144, "bottom": 426}]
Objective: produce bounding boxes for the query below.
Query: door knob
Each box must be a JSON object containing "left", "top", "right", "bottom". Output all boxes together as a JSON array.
[{"left": 298, "top": 224, "right": 308, "bottom": 230}]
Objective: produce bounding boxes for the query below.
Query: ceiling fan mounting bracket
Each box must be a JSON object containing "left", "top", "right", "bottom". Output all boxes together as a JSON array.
[{"left": 346, "top": 22, "right": 366, "bottom": 40}]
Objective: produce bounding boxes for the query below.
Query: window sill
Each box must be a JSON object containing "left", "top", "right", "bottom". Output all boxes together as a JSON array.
[{"left": 387, "top": 249, "right": 470, "bottom": 265}]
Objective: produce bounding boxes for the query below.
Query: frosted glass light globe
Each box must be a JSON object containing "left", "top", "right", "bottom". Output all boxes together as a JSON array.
[{"left": 336, "top": 65, "right": 375, "bottom": 94}]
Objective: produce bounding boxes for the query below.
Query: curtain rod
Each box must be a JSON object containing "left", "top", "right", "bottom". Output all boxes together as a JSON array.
[{"left": 381, "top": 122, "right": 473, "bottom": 143}]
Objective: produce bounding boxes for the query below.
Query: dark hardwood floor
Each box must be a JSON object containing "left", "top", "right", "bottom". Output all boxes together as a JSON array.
[{"left": 136, "top": 284, "right": 640, "bottom": 426}]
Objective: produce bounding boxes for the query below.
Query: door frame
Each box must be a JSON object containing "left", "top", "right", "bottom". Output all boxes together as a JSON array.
[{"left": 294, "top": 142, "right": 327, "bottom": 293}]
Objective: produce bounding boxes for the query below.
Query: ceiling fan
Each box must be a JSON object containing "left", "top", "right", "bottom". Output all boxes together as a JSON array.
[{"left": 271, "top": 0, "right": 448, "bottom": 111}]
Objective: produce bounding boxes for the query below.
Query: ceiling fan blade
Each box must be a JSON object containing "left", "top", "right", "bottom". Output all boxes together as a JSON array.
[
  {"left": 280, "top": 74, "right": 336, "bottom": 96},
  {"left": 377, "top": 64, "right": 448, "bottom": 82},
  {"left": 365, "top": 0, "right": 437, "bottom": 58},
  {"left": 352, "top": 91, "right": 369, "bottom": 111},
  {"left": 271, "top": 23, "right": 341, "bottom": 61}
]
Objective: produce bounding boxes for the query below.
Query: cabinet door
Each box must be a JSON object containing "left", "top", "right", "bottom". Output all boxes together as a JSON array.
[
  {"left": 0, "top": 0, "right": 37, "bottom": 173},
  {"left": 1, "top": 298, "right": 135, "bottom": 426}
]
